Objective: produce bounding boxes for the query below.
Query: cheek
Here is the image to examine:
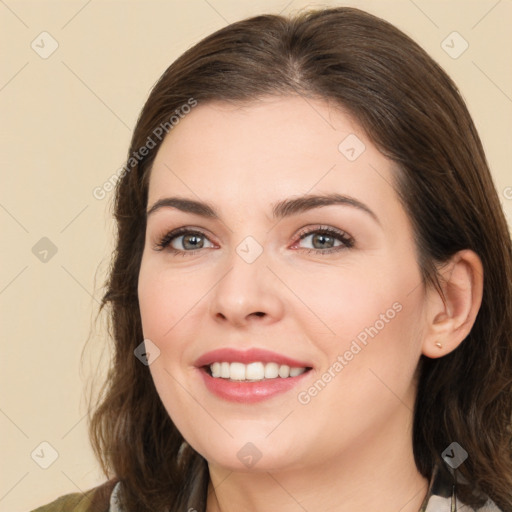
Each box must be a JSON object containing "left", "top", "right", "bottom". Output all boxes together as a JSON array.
[
  {"left": 289, "top": 274, "right": 424, "bottom": 454},
  {"left": 138, "top": 258, "right": 208, "bottom": 345},
  {"left": 138, "top": 259, "right": 208, "bottom": 444},
  {"left": 288, "top": 254, "right": 425, "bottom": 404},
  {"left": 137, "top": 255, "right": 215, "bottom": 398},
  {"left": 289, "top": 257, "right": 422, "bottom": 348}
]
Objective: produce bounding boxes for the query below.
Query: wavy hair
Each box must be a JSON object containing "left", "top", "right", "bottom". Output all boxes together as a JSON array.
[{"left": 89, "top": 7, "right": 512, "bottom": 511}]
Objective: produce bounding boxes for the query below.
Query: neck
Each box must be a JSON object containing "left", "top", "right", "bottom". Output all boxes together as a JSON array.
[{"left": 206, "top": 416, "right": 429, "bottom": 512}]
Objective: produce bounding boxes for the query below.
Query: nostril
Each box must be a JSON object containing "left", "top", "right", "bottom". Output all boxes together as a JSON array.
[{"left": 252, "top": 312, "right": 265, "bottom": 318}]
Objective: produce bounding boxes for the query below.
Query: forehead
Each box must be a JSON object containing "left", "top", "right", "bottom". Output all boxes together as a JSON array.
[{"left": 148, "top": 96, "right": 402, "bottom": 228}]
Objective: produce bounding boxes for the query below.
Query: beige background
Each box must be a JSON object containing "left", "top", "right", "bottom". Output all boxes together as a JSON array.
[{"left": 1, "top": 1, "right": 511, "bottom": 510}]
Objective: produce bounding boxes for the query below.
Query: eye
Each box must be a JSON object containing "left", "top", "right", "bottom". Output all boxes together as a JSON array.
[
  {"left": 293, "top": 226, "right": 354, "bottom": 254},
  {"left": 155, "top": 228, "right": 215, "bottom": 253}
]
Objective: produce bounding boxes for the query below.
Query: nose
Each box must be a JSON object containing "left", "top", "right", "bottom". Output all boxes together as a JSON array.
[{"left": 209, "top": 249, "right": 285, "bottom": 328}]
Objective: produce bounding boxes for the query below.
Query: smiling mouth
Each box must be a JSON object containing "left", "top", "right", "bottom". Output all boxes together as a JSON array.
[{"left": 204, "top": 361, "right": 312, "bottom": 381}]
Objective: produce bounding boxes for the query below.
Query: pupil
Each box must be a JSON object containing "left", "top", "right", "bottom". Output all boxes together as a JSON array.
[
  {"left": 313, "top": 233, "right": 334, "bottom": 249},
  {"left": 183, "top": 234, "right": 203, "bottom": 250}
]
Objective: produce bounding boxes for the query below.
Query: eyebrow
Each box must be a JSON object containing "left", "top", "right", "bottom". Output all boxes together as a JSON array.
[{"left": 147, "top": 193, "right": 380, "bottom": 225}]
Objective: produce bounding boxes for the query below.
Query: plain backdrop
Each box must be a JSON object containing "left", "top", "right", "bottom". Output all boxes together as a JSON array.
[{"left": 1, "top": 1, "right": 511, "bottom": 510}]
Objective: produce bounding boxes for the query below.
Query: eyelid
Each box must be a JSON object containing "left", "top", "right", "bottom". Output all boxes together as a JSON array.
[
  {"left": 295, "top": 224, "right": 352, "bottom": 240},
  {"left": 153, "top": 226, "right": 216, "bottom": 252},
  {"left": 290, "top": 225, "right": 355, "bottom": 251}
]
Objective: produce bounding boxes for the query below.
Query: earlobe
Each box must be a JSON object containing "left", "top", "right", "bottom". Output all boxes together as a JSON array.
[{"left": 422, "top": 250, "right": 484, "bottom": 359}]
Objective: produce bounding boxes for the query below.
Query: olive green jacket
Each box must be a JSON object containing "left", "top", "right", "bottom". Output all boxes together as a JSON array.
[{"left": 31, "top": 479, "right": 117, "bottom": 512}]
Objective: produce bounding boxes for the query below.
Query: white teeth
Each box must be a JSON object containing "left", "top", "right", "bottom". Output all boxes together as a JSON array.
[
  {"left": 208, "top": 361, "right": 307, "bottom": 381},
  {"left": 278, "top": 364, "right": 290, "bottom": 378},
  {"left": 220, "top": 362, "right": 230, "bottom": 378},
  {"left": 229, "top": 362, "right": 246, "bottom": 381},
  {"left": 245, "top": 362, "right": 264, "bottom": 380},
  {"left": 211, "top": 362, "right": 221, "bottom": 378},
  {"left": 264, "top": 362, "right": 279, "bottom": 379},
  {"left": 290, "top": 367, "right": 306, "bottom": 377}
]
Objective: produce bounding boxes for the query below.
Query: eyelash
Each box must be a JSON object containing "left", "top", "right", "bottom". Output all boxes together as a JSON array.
[
  {"left": 154, "top": 227, "right": 212, "bottom": 256},
  {"left": 154, "top": 225, "right": 355, "bottom": 255},
  {"left": 294, "top": 225, "right": 355, "bottom": 254}
]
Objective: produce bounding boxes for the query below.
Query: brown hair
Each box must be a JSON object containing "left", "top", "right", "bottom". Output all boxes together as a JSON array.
[{"left": 89, "top": 7, "right": 512, "bottom": 511}]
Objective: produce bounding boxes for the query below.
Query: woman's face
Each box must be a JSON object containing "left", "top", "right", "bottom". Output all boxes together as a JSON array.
[{"left": 138, "top": 96, "right": 430, "bottom": 472}]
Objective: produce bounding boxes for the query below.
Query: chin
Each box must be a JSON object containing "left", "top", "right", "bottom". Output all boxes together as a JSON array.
[{"left": 190, "top": 432, "right": 309, "bottom": 474}]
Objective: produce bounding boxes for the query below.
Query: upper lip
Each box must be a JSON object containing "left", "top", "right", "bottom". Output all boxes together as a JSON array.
[{"left": 194, "top": 348, "right": 312, "bottom": 368}]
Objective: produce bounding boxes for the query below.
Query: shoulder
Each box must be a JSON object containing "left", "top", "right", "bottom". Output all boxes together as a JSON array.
[
  {"left": 30, "top": 479, "right": 118, "bottom": 512},
  {"left": 420, "top": 466, "right": 505, "bottom": 512}
]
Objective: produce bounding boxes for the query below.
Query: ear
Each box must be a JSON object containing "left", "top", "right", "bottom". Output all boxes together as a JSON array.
[{"left": 422, "top": 250, "right": 484, "bottom": 358}]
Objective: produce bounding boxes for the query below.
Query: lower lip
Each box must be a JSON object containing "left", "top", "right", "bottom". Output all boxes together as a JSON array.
[{"left": 198, "top": 368, "right": 311, "bottom": 403}]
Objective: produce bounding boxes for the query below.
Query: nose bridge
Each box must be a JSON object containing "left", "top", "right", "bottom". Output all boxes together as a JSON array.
[{"left": 209, "top": 240, "right": 284, "bottom": 324}]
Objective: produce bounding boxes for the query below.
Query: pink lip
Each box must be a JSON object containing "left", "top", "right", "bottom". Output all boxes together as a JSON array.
[
  {"left": 194, "top": 348, "right": 311, "bottom": 368},
  {"left": 194, "top": 348, "right": 313, "bottom": 404},
  {"left": 198, "top": 368, "right": 311, "bottom": 403}
]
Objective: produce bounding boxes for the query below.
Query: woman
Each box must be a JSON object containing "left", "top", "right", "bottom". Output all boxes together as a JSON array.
[{"left": 33, "top": 6, "right": 512, "bottom": 512}]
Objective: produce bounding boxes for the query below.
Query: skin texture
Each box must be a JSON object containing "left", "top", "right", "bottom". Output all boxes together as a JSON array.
[{"left": 137, "top": 96, "right": 483, "bottom": 512}]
